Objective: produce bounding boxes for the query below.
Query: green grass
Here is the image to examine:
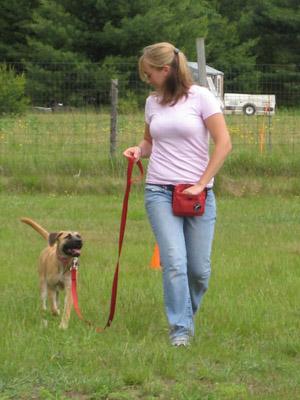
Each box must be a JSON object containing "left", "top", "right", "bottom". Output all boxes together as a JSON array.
[
  {"left": 0, "top": 109, "right": 299, "bottom": 169},
  {"left": 0, "top": 109, "right": 300, "bottom": 196},
  {"left": 1, "top": 192, "right": 300, "bottom": 399},
  {"left": 0, "top": 108, "right": 300, "bottom": 398}
]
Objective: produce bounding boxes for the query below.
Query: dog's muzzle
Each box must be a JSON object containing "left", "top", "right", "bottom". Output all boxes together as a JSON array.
[{"left": 62, "top": 238, "right": 83, "bottom": 257}]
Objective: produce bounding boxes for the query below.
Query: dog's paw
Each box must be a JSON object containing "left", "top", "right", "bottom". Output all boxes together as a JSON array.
[
  {"left": 41, "top": 319, "right": 48, "bottom": 328},
  {"left": 59, "top": 321, "right": 68, "bottom": 330}
]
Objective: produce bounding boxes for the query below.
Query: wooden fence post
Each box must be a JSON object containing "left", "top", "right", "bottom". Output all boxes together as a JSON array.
[
  {"left": 110, "top": 79, "right": 118, "bottom": 157},
  {"left": 196, "top": 38, "right": 208, "bottom": 87}
]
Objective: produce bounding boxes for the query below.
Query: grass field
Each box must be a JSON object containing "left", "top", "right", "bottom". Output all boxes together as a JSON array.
[
  {"left": 1, "top": 191, "right": 300, "bottom": 399},
  {"left": 0, "top": 108, "right": 299, "bottom": 398}
]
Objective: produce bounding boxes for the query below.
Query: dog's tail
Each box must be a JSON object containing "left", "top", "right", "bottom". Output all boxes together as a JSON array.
[{"left": 20, "top": 217, "right": 49, "bottom": 240}]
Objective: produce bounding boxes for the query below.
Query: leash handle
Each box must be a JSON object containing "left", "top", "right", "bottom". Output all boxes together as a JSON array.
[{"left": 71, "top": 157, "right": 143, "bottom": 331}]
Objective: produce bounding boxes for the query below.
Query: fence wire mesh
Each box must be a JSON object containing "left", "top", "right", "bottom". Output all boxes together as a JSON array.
[{"left": 0, "top": 62, "right": 299, "bottom": 185}]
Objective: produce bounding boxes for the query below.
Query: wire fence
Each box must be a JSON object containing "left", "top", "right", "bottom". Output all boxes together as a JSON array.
[
  {"left": 0, "top": 62, "right": 299, "bottom": 183},
  {"left": 6, "top": 61, "right": 299, "bottom": 108}
]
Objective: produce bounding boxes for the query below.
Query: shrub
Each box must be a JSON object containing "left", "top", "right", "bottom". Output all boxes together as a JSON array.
[
  {"left": 118, "top": 91, "right": 140, "bottom": 114},
  {"left": 0, "top": 64, "right": 28, "bottom": 115}
]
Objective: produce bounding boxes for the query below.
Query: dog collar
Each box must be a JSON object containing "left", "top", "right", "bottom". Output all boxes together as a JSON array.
[{"left": 57, "top": 254, "right": 71, "bottom": 267}]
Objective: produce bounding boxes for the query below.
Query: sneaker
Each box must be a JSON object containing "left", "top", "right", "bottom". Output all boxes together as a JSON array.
[{"left": 171, "top": 336, "right": 190, "bottom": 347}]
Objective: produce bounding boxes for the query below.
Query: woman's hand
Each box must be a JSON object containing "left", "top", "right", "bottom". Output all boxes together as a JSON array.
[
  {"left": 123, "top": 146, "right": 142, "bottom": 161},
  {"left": 182, "top": 183, "right": 206, "bottom": 196},
  {"left": 123, "top": 125, "right": 152, "bottom": 161}
]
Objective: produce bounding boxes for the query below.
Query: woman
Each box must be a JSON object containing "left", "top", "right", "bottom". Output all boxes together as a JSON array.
[{"left": 123, "top": 42, "right": 231, "bottom": 347}]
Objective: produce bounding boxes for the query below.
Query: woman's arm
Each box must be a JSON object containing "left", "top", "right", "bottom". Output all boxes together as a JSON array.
[
  {"left": 184, "top": 113, "right": 232, "bottom": 195},
  {"left": 123, "top": 124, "right": 153, "bottom": 160}
]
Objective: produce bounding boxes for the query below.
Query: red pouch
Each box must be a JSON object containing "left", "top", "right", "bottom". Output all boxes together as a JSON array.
[{"left": 172, "top": 184, "right": 207, "bottom": 217}]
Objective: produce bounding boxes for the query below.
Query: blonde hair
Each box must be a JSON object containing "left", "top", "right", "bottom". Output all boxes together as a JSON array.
[{"left": 139, "top": 42, "right": 193, "bottom": 105}]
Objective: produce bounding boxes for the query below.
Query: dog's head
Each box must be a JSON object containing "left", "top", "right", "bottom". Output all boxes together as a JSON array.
[{"left": 49, "top": 231, "right": 83, "bottom": 257}]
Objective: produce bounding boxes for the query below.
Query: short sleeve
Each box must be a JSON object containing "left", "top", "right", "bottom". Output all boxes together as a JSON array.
[
  {"left": 199, "top": 87, "right": 222, "bottom": 120},
  {"left": 145, "top": 96, "right": 151, "bottom": 124}
]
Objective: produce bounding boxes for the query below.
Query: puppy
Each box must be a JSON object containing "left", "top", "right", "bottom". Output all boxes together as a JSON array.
[{"left": 21, "top": 217, "right": 83, "bottom": 329}]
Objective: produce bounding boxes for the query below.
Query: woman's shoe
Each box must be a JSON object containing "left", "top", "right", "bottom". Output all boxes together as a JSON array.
[{"left": 171, "top": 336, "right": 190, "bottom": 347}]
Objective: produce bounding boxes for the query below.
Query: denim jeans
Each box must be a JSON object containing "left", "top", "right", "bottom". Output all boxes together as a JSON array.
[{"left": 145, "top": 184, "right": 216, "bottom": 340}]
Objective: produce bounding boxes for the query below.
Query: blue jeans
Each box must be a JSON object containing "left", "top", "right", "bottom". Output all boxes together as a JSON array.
[{"left": 145, "top": 184, "right": 216, "bottom": 340}]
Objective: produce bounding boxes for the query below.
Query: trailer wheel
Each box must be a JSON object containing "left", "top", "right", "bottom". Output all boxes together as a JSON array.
[{"left": 243, "top": 104, "right": 256, "bottom": 116}]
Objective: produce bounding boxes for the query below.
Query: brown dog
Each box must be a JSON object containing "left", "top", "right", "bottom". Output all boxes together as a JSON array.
[{"left": 21, "top": 217, "right": 83, "bottom": 329}]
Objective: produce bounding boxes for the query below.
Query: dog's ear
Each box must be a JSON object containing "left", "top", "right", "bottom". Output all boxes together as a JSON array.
[{"left": 48, "top": 232, "right": 59, "bottom": 246}]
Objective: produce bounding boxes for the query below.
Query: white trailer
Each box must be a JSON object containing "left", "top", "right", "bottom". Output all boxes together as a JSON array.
[
  {"left": 187, "top": 62, "right": 276, "bottom": 116},
  {"left": 224, "top": 93, "right": 276, "bottom": 116}
]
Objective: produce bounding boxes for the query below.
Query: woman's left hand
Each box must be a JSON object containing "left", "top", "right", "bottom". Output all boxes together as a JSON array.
[{"left": 182, "top": 183, "right": 206, "bottom": 196}]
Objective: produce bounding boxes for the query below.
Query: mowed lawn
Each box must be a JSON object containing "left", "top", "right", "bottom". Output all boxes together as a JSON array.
[{"left": 0, "top": 191, "right": 300, "bottom": 399}]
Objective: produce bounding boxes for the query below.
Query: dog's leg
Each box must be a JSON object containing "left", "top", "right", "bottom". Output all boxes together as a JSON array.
[
  {"left": 39, "top": 279, "right": 49, "bottom": 327},
  {"left": 59, "top": 283, "right": 72, "bottom": 330},
  {"left": 48, "top": 288, "right": 60, "bottom": 316},
  {"left": 40, "top": 280, "right": 47, "bottom": 312},
  {"left": 56, "top": 290, "right": 60, "bottom": 312}
]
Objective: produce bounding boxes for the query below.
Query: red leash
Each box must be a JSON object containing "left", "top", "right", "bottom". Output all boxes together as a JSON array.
[
  {"left": 70, "top": 258, "right": 87, "bottom": 321},
  {"left": 71, "top": 157, "right": 144, "bottom": 331}
]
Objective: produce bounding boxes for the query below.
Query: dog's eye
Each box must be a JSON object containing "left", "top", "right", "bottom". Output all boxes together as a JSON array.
[{"left": 66, "top": 234, "right": 72, "bottom": 239}]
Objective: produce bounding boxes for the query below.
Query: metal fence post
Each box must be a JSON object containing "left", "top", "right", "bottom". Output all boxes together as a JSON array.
[{"left": 110, "top": 79, "right": 118, "bottom": 157}]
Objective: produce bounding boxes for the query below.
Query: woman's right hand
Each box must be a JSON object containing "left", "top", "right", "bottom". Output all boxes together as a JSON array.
[{"left": 123, "top": 146, "right": 142, "bottom": 161}]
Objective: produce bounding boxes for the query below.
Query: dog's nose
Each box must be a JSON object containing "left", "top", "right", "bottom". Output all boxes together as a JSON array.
[{"left": 73, "top": 239, "right": 83, "bottom": 247}]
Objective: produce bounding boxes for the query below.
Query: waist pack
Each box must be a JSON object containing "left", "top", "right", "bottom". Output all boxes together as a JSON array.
[{"left": 172, "top": 184, "right": 207, "bottom": 217}]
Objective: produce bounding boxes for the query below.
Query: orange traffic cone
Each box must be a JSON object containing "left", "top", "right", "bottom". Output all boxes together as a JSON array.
[{"left": 150, "top": 243, "right": 161, "bottom": 270}]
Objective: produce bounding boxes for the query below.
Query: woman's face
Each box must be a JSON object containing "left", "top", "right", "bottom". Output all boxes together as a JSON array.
[{"left": 142, "top": 62, "right": 170, "bottom": 90}]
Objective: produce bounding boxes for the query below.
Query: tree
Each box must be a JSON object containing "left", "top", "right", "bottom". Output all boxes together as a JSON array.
[
  {"left": 26, "top": 0, "right": 86, "bottom": 63},
  {"left": 1, "top": 0, "right": 297, "bottom": 106},
  {"left": 25, "top": 0, "right": 91, "bottom": 106},
  {"left": 238, "top": 0, "right": 300, "bottom": 105},
  {"left": 214, "top": 0, "right": 300, "bottom": 65},
  {"left": 0, "top": 0, "right": 39, "bottom": 63}
]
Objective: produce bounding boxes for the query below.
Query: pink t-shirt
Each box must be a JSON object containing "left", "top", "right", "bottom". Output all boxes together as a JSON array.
[{"left": 145, "top": 84, "right": 222, "bottom": 187}]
